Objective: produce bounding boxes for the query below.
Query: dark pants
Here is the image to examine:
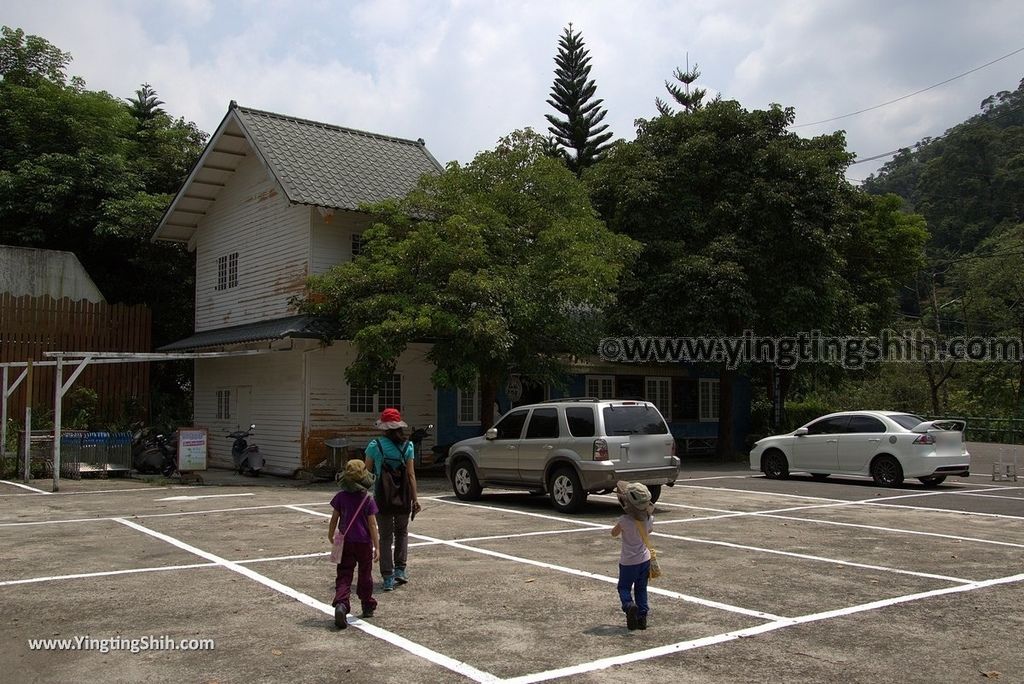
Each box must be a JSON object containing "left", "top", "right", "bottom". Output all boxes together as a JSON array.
[
  {"left": 333, "top": 540, "right": 376, "bottom": 614},
  {"left": 377, "top": 511, "right": 410, "bottom": 577},
  {"left": 618, "top": 560, "right": 650, "bottom": 617}
]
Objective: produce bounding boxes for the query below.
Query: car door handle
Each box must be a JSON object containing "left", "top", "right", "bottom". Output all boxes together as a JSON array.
[
  {"left": 826, "top": 439, "right": 838, "bottom": 443},
  {"left": 506, "top": 445, "right": 516, "bottom": 450},
  {"left": 868, "top": 438, "right": 881, "bottom": 442},
  {"left": 544, "top": 445, "right": 554, "bottom": 450}
]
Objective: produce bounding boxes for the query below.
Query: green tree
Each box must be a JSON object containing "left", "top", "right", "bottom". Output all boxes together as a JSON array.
[
  {"left": 545, "top": 24, "right": 613, "bottom": 176},
  {"left": 0, "top": 26, "right": 72, "bottom": 86},
  {"left": 126, "top": 83, "right": 166, "bottom": 124},
  {"left": 298, "top": 129, "right": 639, "bottom": 429},
  {"left": 655, "top": 58, "right": 708, "bottom": 116},
  {"left": 589, "top": 100, "right": 857, "bottom": 455}
]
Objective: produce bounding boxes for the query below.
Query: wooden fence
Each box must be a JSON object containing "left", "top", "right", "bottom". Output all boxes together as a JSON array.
[{"left": 0, "top": 293, "right": 152, "bottom": 422}]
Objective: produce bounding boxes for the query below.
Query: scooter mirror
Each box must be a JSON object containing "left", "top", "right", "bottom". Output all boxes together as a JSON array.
[
  {"left": 427, "top": 424, "right": 434, "bottom": 430},
  {"left": 249, "top": 424, "right": 256, "bottom": 430}
]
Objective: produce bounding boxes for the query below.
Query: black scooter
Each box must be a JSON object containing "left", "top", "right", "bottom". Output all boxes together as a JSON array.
[
  {"left": 228, "top": 424, "right": 263, "bottom": 476},
  {"left": 133, "top": 427, "right": 178, "bottom": 477}
]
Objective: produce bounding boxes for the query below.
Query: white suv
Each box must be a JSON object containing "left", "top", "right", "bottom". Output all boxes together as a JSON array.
[{"left": 446, "top": 398, "right": 680, "bottom": 512}]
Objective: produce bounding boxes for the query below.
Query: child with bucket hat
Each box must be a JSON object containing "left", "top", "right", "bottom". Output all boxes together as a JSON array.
[
  {"left": 328, "top": 458, "right": 380, "bottom": 629},
  {"left": 610, "top": 481, "right": 655, "bottom": 630}
]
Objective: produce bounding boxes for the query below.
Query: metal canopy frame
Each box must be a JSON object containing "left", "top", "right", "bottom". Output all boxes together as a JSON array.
[{"left": 1, "top": 349, "right": 272, "bottom": 491}]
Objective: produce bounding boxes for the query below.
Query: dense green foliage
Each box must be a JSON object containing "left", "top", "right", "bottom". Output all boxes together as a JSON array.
[
  {"left": 0, "top": 27, "right": 206, "bottom": 425},
  {"left": 544, "top": 25, "right": 613, "bottom": 175},
  {"left": 298, "top": 130, "right": 639, "bottom": 428}
]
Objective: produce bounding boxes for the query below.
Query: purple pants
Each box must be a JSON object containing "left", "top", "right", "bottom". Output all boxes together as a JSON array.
[{"left": 333, "top": 540, "right": 377, "bottom": 614}]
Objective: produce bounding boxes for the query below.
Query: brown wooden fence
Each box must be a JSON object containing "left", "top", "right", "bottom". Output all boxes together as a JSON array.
[{"left": 0, "top": 293, "right": 152, "bottom": 422}]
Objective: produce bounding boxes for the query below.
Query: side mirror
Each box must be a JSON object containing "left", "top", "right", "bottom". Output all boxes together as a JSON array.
[
  {"left": 485, "top": 428, "right": 498, "bottom": 440},
  {"left": 427, "top": 424, "right": 434, "bottom": 430},
  {"left": 794, "top": 427, "right": 808, "bottom": 436}
]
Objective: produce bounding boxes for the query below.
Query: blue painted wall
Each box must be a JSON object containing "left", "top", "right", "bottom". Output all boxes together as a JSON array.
[{"left": 435, "top": 371, "right": 752, "bottom": 454}]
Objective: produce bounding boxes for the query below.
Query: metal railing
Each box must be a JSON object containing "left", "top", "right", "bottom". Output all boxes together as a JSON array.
[{"left": 929, "top": 416, "right": 1024, "bottom": 445}]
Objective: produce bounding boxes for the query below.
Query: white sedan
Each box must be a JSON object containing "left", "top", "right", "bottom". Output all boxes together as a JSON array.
[{"left": 749, "top": 411, "right": 970, "bottom": 487}]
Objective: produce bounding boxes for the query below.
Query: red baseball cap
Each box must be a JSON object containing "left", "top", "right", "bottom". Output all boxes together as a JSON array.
[{"left": 374, "top": 407, "right": 408, "bottom": 430}]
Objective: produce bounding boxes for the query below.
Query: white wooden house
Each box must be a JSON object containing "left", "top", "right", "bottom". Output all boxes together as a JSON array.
[{"left": 153, "top": 102, "right": 443, "bottom": 475}]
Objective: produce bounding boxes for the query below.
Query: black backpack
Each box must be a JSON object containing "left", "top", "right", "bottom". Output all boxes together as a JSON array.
[{"left": 372, "top": 438, "right": 411, "bottom": 514}]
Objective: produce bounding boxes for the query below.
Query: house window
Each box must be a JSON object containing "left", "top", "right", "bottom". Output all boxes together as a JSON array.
[
  {"left": 645, "top": 377, "right": 671, "bottom": 421},
  {"left": 699, "top": 378, "right": 720, "bottom": 422},
  {"left": 349, "top": 374, "right": 402, "bottom": 414},
  {"left": 216, "top": 389, "right": 231, "bottom": 420},
  {"left": 458, "top": 379, "right": 481, "bottom": 425},
  {"left": 586, "top": 375, "right": 615, "bottom": 400},
  {"left": 351, "top": 233, "right": 363, "bottom": 257},
  {"left": 216, "top": 252, "right": 238, "bottom": 290}
]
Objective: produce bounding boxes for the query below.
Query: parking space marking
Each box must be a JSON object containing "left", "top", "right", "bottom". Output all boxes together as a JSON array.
[
  {"left": 943, "top": 490, "right": 1024, "bottom": 501},
  {"left": 0, "top": 480, "right": 51, "bottom": 494},
  {"left": 409, "top": 527, "right": 605, "bottom": 547},
  {"left": 0, "top": 562, "right": 217, "bottom": 586},
  {"left": 424, "top": 496, "right": 609, "bottom": 528},
  {"left": 406, "top": 531, "right": 785, "bottom": 621},
  {"left": 0, "top": 501, "right": 330, "bottom": 527},
  {"left": 114, "top": 518, "right": 501, "bottom": 683},
  {"left": 650, "top": 530, "right": 972, "bottom": 583},
  {"left": 0, "top": 485, "right": 185, "bottom": 498},
  {"left": 507, "top": 570, "right": 1024, "bottom": 683}
]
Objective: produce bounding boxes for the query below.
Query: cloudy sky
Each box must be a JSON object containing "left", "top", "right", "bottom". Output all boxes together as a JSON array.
[{"left": 4, "top": 0, "right": 1023, "bottom": 180}]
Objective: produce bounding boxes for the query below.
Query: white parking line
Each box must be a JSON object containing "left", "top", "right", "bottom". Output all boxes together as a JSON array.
[
  {"left": 650, "top": 530, "right": 971, "bottom": 583},
  {"left": 0, "top": 485, "right": 187, "bottom": 498},
  {"left": 0, "top": 563, "right": 217, "bottom": 586},
  {"left": 0, "top": 480, "right": 51, "bottom": 494},
  {"left": 406, "top": 531, "right": 785, "bottom": 621},
  {"left": 944, "top": 490, "right": 1024, "bottom": 501},
  {"left": 507, "top": 571, "right": 1024, "bottom": 683},
  {"left": 114, "top": 518, "right": 500, "bottom": 683},
  {"left": 423, "top": 496, "right": 610, "bottom": 528},
  {"left": 0, "top": 501, "right": 330, "bottom": 527}
]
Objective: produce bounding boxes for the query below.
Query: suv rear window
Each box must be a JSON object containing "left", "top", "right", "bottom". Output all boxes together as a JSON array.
[
  {"left": 565, "top": 407, "right": 596, "bottom": 437},
  {"left": 602, "top": 405, "right": 668, "bottom": 435}
]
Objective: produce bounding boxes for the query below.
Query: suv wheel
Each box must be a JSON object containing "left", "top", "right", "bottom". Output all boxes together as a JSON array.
[
  {"left": 549, "top": 467, "right": 587, "bottom": 513},
  {"left": 451, "top": 459, "right": 483, "bottom": 500}
]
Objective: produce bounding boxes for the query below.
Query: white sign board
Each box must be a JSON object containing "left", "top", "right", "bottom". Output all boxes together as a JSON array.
[{"left": 177, "top": 428, "right": 208, "bottom": 471}]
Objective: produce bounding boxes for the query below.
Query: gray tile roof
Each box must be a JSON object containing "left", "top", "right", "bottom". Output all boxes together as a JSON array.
[
  {"left": 158, "top": 315, "right": 336, "bottom": 352},
  {"left": 234, "top": 105, "right": 444, "bottom": 210}
]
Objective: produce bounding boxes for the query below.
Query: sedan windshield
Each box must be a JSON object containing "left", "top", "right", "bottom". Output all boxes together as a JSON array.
[{"left": 889, "top": 414, "right": 925, "bottom": 430}]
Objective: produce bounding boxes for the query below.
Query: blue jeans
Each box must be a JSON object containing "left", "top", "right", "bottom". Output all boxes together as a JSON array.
[{"left": 618, "top": 560, "right": 650, "bottom": 617}]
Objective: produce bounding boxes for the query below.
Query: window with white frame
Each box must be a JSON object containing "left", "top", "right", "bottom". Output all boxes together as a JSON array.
[
  {"left": 349, "top": 374, "right": 402, "bottom": 414},
  {"left": 351, "top": 233, "right": 363, "bottom": 257},
  {"left": 458, "top": 379, "right": 481, "bottom": 425},
  {"left": 645, "top": 377, "right": 671, "bottom": 421},
  {"left": 586, "top": 375, "right": 615, "bottom": 400},
  {"left": 216, "top": 389, "right": 231, "bottom": 420},
  {"left": 216, "top": 252, "right": 238, "bottom": 291},
  {"left": 699, "top": 378, "right": 720, "bottom": 422}
]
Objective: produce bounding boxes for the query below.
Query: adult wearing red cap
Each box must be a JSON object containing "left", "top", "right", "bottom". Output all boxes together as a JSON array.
[{"left": 364, "top": 407, "right": 421, "bottom": 591}]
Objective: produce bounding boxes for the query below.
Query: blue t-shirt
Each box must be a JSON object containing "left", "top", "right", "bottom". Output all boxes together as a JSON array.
[{"left": 365, "top": 437, "right": 414, "bottom": 478}]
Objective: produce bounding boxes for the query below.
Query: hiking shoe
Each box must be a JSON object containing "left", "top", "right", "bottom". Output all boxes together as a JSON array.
[
  {"left": 394, "top": 568, "right": 408, "bottom": 585},
  {"left": 383, "top": 576, "right": 395, "bottom": 592},
  {"left": 334, "top": 605, "right": 348, "bottom": 629},
  {"left": 626, "top": 603, "right": 639, "bottom": 631},
  {"left": 638, "top": 615, "right": 648, "bottom": 630},
  {"left": 361, "top": 607, "right": 375, "bottom": 619}
]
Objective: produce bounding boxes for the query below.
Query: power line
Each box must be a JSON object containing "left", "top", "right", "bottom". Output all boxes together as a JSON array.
[
  {"left": 794, "top": 45, "right": 1024, "bottom": 128},
  {"left": 849, "top": 99, "right": 1024, "bottom": 166}
]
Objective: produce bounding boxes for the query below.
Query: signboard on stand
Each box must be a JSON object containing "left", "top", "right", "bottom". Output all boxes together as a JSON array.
[{"left": 177, "top": 428, "right": 208, "bottom": 471}]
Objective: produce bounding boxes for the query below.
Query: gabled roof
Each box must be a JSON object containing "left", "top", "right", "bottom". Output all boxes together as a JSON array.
[
  {"left": 152, "top": 102, "right": 444, "bottom": 245},
  {"left": 157, "top": 315, "right": 335, "bottom": 352}
]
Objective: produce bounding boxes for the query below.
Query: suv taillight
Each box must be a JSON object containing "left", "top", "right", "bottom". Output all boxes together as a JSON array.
[
  {"left": 594, "top": 439, "right": 609, "bottom": 461},
  {"left": 913, "top": 434, "right": 935, "bottom": 445},
  {"left": 672, "top": 439, "right": 677, "bottom": 458}
]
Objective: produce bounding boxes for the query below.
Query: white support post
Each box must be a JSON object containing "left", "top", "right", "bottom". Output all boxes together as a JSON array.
[
  {"left": 53, "top": 358, "right": 62, "bottom": 492},
  {"left": 1, "top": 366, "right": 7, "bottom": 459},
  {"left": 23, "top": 361, "right": 32, "bottom": 483}
]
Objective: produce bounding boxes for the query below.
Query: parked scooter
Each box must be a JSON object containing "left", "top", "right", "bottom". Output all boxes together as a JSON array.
[
  {"left": 228, "top": 424, "right": 263, "bottom": 476},
  {"left": 133, "top": 427, "right": 178, "bottom": 477},
  {"left": 409, "top": 424, "right": 433, "bottom": 468}
]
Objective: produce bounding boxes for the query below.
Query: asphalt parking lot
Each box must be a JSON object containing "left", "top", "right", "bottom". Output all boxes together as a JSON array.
[{"left": 1, "top": 444, "right": 1021, "bottom": 683}]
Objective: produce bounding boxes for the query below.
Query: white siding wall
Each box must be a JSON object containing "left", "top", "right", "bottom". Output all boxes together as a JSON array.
[
  {"left": 194, "top": 154, "right": 310, "bottom": 332},
  {"left": 310, "top": 211, "right": 372, "bottom": 276},
  {"left": 194, "top": 351, "right": 304, "bottom": 475},
  {"left": 305, "top": 341, "right": 436, "bottom": 454}
]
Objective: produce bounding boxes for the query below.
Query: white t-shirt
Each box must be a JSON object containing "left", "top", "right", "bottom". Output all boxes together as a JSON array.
[{"left": 618, "top": 514, "right": 653, "bottom": 566}]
